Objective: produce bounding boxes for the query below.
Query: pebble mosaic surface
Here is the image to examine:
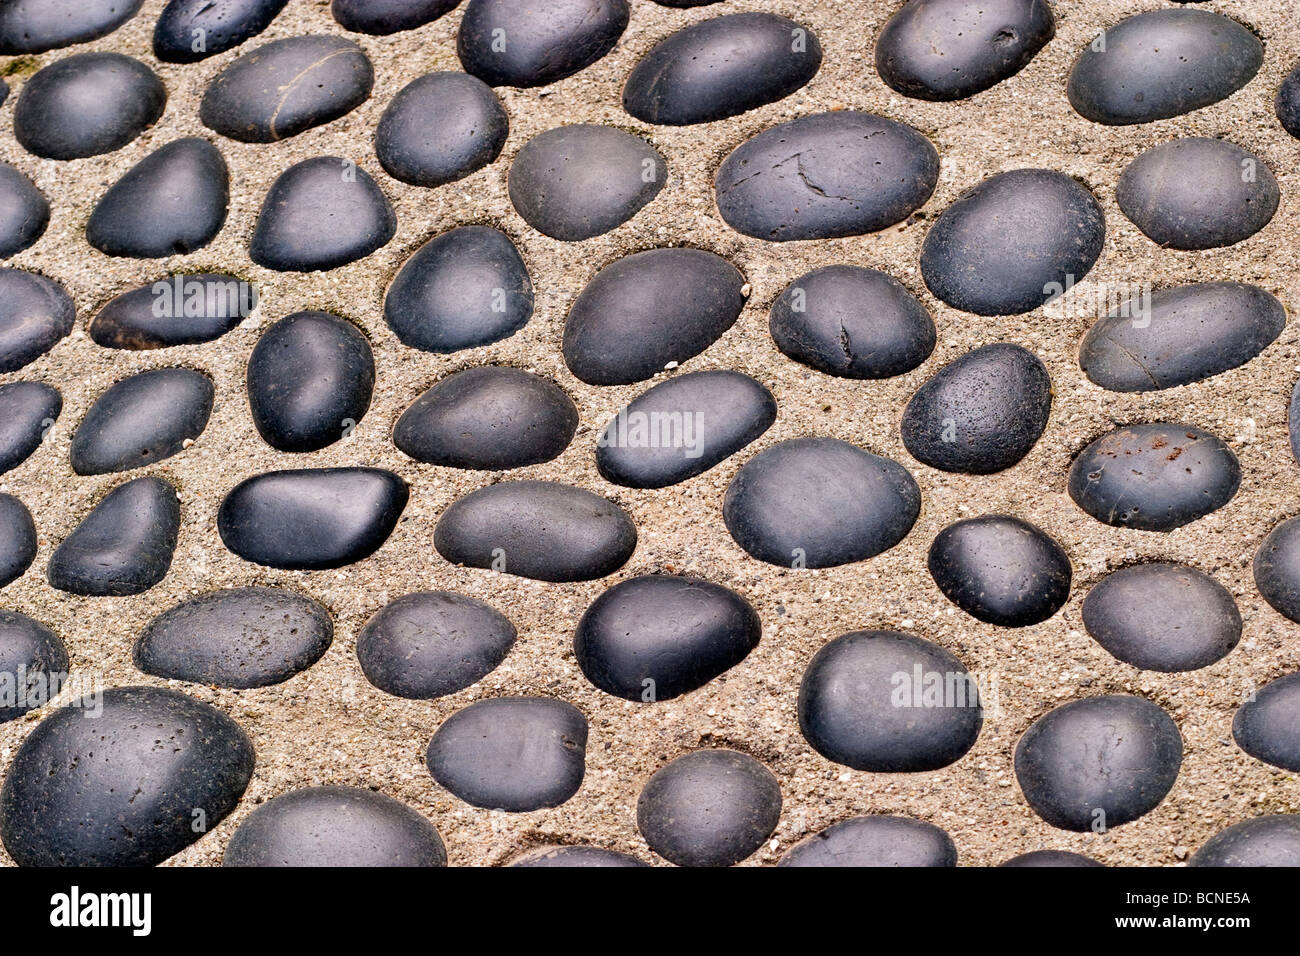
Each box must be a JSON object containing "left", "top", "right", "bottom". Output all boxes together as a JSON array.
[{"left": 0, "top": 0, "right": 1298, "bottom": 867}]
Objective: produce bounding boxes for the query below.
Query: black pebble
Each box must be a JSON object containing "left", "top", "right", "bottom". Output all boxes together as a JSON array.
[
  {"left": 333, "top": 0, "right": 458, "bottom": 34},
  {"left": 1233, "top": 672, "right": 1300, "bottom": 772},
  {"left": 510, "top": 846, "right": 646, "bottom": 867},
  {"left": 0, "top": 78, "right": 6, "bottom": 107},
  {"left": 0, "top": 0, "right": 142, "bottom": 54},
  {"left": 0, "top": 269, "right": 74, "bottom": 373},
  {"left": 458, "top": 0, "right": 629, "bottom": 88},
  {"left": 779, "top": 816, "right": 957, "bottom": 867},
  {"left": 1254, "top": 515, "right": 1300, "bottom": 624},
  {"left": 0, "top": 162, "right": 49, "bottom": 257},
  {"left": 375, "top": 72, "right": 507, "bottom": 188},
  {"left": 90, "top": 274, "right": 255, "bottom": 349},
  {"left": 0, "top": 609, "right": 65, "bottom": 722},
  {"left": 1191, "top": 816, "right": 1300, "bottom": 867},
  {"left": 1279, "top": 64, "right": 1300, "bottom": 140},
  {"left": 999, "top": 850, "right": 1103, "bottom": 867},
  {"left": 155, "top": 0, "right": 289, "bottom": 64},
  {"left": 0, "top": 381, "right": 60, "bottom": 474},
  {"left": 71, "top": 367, "right": 213, "bottom": 475},
  {"left": 0, "top": 495, "right": 37, "bottom": 589}
]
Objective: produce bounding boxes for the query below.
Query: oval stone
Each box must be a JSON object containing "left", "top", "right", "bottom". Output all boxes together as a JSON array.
[
  {"left": 375, "top": 72, "right": 508, "bottom": 188},
  {"left": 90, "top": 274, "right": 255, "bottom": 349},
  {"left": 201, "top": 36, "right": 374, "bottom": 142},
  {"left": 0, "top": 0, "right": 142, "bottom": 54},
  {"left": 70, "top": 368, "right": 213, "bottom": 476},
  {"left": 457, "top": 0, "right": 629, "bottom": 88},
  {"left": 155, "top": 0, "right": 288, "bottom": 63},
  {"left": 0, "top": 686, "right": 253, "bottom": 866},
  {"left": 225, "top": 786, "right": 445, "bottom": 867},
  {"left": 427, "top": 696, "right": 588, "bottom": 812},
  {"left": 1117, "top": 139, "right": 1278, "bottom": 250},
  {"left": 595, "top": 370, "right": 776, "bottom": 489},
  {"left": 86, "top": 138, "right": 229, "bottom": 258},
  {"left": 134, "top": 587, "right": 333, "bottom": 689},
  {"left": 510, "top": 846, "right": 646, "bottom": 867},
  {"left": 0, "top": 381, "right": 60, "bottom": 474},
  {"left": 0, "top": 495, "right": 37, "bottom": 589},
  {"left": 1082, "top": 563, "right": 1241, "bottom": 672},
  {"left": 920, "top": 169, "right": 1105, "bottom": 315},
  {"left": 0, "top": 269, "right": 74, "bottom": 373},
  {"left": 574, "top": 575, "right": 761, "bottom": 702},
  {"left": 715, "top": 111, "right": 938, "bottom": 242},
  {"left": 999, "top": 850, "right": 1103, "bottom": 867},
  {"left": 1079, "top": 283, "right": 1284, "bottom": 393},
  {"left": 1067, "top": 10, "right": 1263, "bottom": 126},
  {"left": 636, "top": 749, "right": 781, "bottom": 867},
  {"left": 1254, "top": 516, "right": 1300, "bottom": 624},
  {"left": 0, "top": 162, "right": 49, "bottom": 257},
  {"left": 799, "top": 630, "right": 982, "bottom": 772},
  {"left": 778, "top": 816, "right": 957, "bottom": 868},
  {"left": 623, "top": 13, "right": 821, "bottom": 125},
  {"left": 384, "top": 226, "right": 532, "bottom": 353},
  {"left": 434, "top": 480, "right": 636, "bottom": 582},
  {"left": 1233, "top": 672, "right": 1300, "bottom": 772},
  {"left": 562, "top": 248, "right": 744, "bottom": 385},
  {"left": 0, "top": 610, "right": 65, "bottom": 722},
  {"left": 1014, "top": 695, "right": 1182, "bottom": 831},
  {"left": 1067, "top": 423, "right": 1240, "bottom": 531},
  {"left": 902, "top": 343, "right": 1052, "bottom": 474},
  {"left": 247, "top": 311, "right": 374, "bottom": 453},
  {"left": 875, "top": 0, "right": 1055, "bottom": 101},
  {"left": 333, "top": 0, "right": 458, "bottom": 34},
  {"left": 218, "top": 468, "right": 408, "bottom": 570},
  {"left": 393, "top": 366, "right": 576, "bottom": 469},
  {"left": 724, "top": 438, "right": 920, "bottom": 568},
  {"left": 0, "top": 78, "right": 6, "bottom": 107},
  {"left": 1279, "top": 64, "right": 1300, "bottom": 140},
  {"left": 250, "top": 156, "right": 396, "bottom": 272},
  {"left": 357, "top": 591, "right": 515, "bottom": 700},
  {"left": 1191, "top": 816, "right": 1300, "bottom": 867},
  {"left": 769, "top": 266, "right": 935, "bottom": 379},
  {"left": 14, "top": 53, "right": 166, "bottom": 160}
]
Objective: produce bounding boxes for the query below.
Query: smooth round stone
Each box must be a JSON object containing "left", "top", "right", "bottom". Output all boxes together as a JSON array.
[
  {"left": 1279, "top": 64, "right": 1300, "bottom": 139},
  {"left": 1082, "top": 563, "right": 1240, "bottom": 672},
  {"left": 623, "top": 13, "right": 821, "bottom": 125},
  {"left": 798, "top": 630, "right": 982, "bottom": 772},
  {"left": 134, "top": 587, "right": 333, "bottom": 689},
  {"left": 0, "top": 381, "right": 60, "bottom": 474},
  {"left": 70, "top": 367, "right": 214, "bottom": 475},
  {"left": 1068, "top": 423, "right": 1240, "bottom": 531},
  {"left": 508, "top": 125, "right": 665, "bottom": 241},
  {"left": 510, "top": 846, "right": 646, "bottom": 867},
  {"left": 999, "top": 850, "right": 1103, "bottom": 867},
  {"left": 333, "top": 0, "right": 457, "bottom": 34},
  {"left": 876, "top": 0, "right": 1055, "bottom": 101},
  {"left": 595, "top": 370, "right": 776, "bottom": 489},
  {"left": 1233, "top": 672, "right": 1300, "bottom": 772},
  {"left": 247, "top": 311, "right": 374, "bottom": 453},
  {"left": 0, "top": 78, "right": 7, "bottom": 107},
  {"left": 715, "top": 111, "right": 938, "bottom": 242},
  {"left": 901, "top": 343, "right": 1051, "bottom": 474},
  {"left": 434, "top": 480, "right": 636, "bottom": 582},
  {"left": 574, "top": 575, "right": 761, "bottom": 702},
  {"left": 250, "top": 156, "right": 396, "bottom": 272},
  {"left": 1079, "top": 283, "right": 1284, "bottom": 393},
  {"left": 14, "top": 53, "right": 166, "bottom": 161},
  {"left": 769, "top": 266, "right": 935, "bottom": 379},
  {"left": 1255, "top": 516, "right": 1300, "bottom": 624},
  {"left": 0, "top": 163, "right": 49, "bottom": 257},
  {"left": 637, "top": 750, "right": 780, "bottom": 867},
  {"left": 0, "top": 495, "right": 37, "bottom": 589},
  {"left": 0, "top": 0, "right": 142, "bottom": 54},
  {"left": 0, "top": 686, "right": 253, "bottom": 867},
  {"left": 201, "top": 36, "right": 373, "bottom": 143},
  {"left": 375, "top": 72, "right": 507, "bottom": 188},
  {"left": 384, "top": 226, "right": 532, "bottom": 353},
  {"left": 427, "top": 697, "right": 588, "bottom": 811},
  {"left": 393, "top": 366, "right": 576, "bottom": 469},
  {"left": 927, "top": 515, "right": 1071, "bottom": 627},
  {"left": 920, "top": 169, "right": 1105, "bottom": 315},
  {"left": 562, "top": 248, "right": 744, "bottom": 385},
  {"left": 155, "top": 0, "right": 289, "bottom": 63},
  {"left": 1014, "top": 695, "right": 1182, "bottom": 831},
  {"left": 357, "top": 591, "right": 516, "bottom": 699},
  {"left": 779, "top": 816, "right": 957, "bottom": 868},
  {"left": 218, "top": 468, "right": 408, "bottom": 570},
  {"left": 86, "top": 138, "right": 229, "bottom": 258},
  {"left": 457, "top": 0, "right": 629, "bottom": 88},
  {"left": 724, "top": 438, "right": 919, "bottom": 568},
  {"left": 225, "top": 786, "right": 445, "bottom": 867},
  {"left": 1117, "top": 139, "right": 1278, "bottom": 250},
  {"left": 0, "top": 610, "right": 65, "bottom": 722},
  {"left": 48, "top": 477, "right": 180, "bottom": 596},
  {"left": 89, "top": 274, "right": 254, "bottom": 349},
  {"left": 1067, "top": 10, "right": 1263, "bottom": 126},
  {"left": 0, "top": 270, "right": 74, "bottom": 373},
  {"left": 1191, "top": 816, "right": 1300, "bottom": 867}
]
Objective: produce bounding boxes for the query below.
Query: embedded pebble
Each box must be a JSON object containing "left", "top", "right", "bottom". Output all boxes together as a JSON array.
[
  {"left": 1279, "top": 64, "right": 1300, "bottom": 139},
  {"left": 1233, "top": 672, "right": 1300, "bottom": 772},
  {"left": 0, "top": 0, "right": 142, "bottom": 54},
  {"left": 901, "top": 343, "right": 1051, "bottom": 474},
  {"left": 778, "top": 816, "right": 958, "bottom": 868},
  {"left": 574, "top": 575, "right": 761, "bottom": 702},
  {"left": 393, "top": 366, "right": 576, "bottom": 469},
  {"left": 0, "top": 609, "right": 65, "bottom": 721},
  {"left": 999, "top": 850, "right": 1104, "bottom": 867},
  {"left": 90, "top": 274, "right": 254, "bottom": 349},
  {"left": 0, "top": 162, "right": 49, "bottom": 257},
  {"left": 1067, "top": 423, "right": 1240, "bottom": 531},
  {"left": 0, "top": 686, "right": 253, "bottom": 866},
  {"left": 434, "top": 480, "right": 636, "bottom": 582},
  {"left": 333, "top": 0, "right": 458, "bottom": 34},
  {"left": 427, "top": 697, "right": 588, "bottom": 811},
  {"left": 0, "top": 79, "right": 6, "bottom": 107},
  {"left": 134, "top": 587, "right": 333, "bottom": 689},
  {"left": 1014, "top": 695, "right": 1182, "bottom": 831},
  {"left": 715, "top": 111, "right": 938, "bottom": 242},
  {"left": 1255, "top": 515, "right": 1300, "bottom": 624},
  {"left": 0, "top": 381, "right": 60, "bottom": 474},
  {"left": 0, "top": 270, "right": 74, "bottom": 373},
  {"left": 622, "top": 13, "right": 821, "bottom": 125},
  {"left": 0, "top": 495, "right": 37, "bottom": 589},
  {"left": 375, "top": 72, "right": 507, "bottom": 188},
  {"left": 724, "top": 437, "right": 920, "bottom": 568},
  {"left": 1190, "top": 816, "right": 1300, "bottom": 867},
  {"left": 457, "top": 0, "right": 629, "bottom": 88},
  {"left": 218, "top": 468, "right": 408, "bottom": 570},
  {"left": 636, "top": 749, "right": 781, "bottom": 867},
  {"left": 155, "top": 0, "right": 289, "bottom": 63},
  {"left": 70, "top": 367, "right": 214, "bottom": 475},
  {"left": 510, "top": 846, "right": 646, "bottom": 867},
  {"left": 47, "top": 476, "right": 181, "bottom": 596},
  {"left": 798, "top": 630, "right": 982, "bottom": 772},
  {"left": 1082, "top": 562, "right": 1241, "bottom": 672}
]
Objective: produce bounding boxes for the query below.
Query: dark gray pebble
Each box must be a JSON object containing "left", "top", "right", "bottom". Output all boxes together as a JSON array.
[
  {"left": 333, "top": 0, "right": 458, "bottom": 34},
  {"left": 70, "top": 367, "right": 214, "bottom": 475},
  {"left": 1254, "top": 515, "right": 1300, "bottom": 624},
  {"left": 155, "top": 0, "right": 289, "bottom": 64},
  {"left": 89, "top": 274, "right": 255, "bottom": 349},
  {"left": 0, "top": 0, "right": 142, "bottom": 54},
  {"left": 0, "top": 609, "right": 65, "bottom": 722},
  {"left": 0, "top": 381, "right": 60, "bottom": 474},
  {"left": 375, "top": 72, "right": 507, "bottom": 188},
  {"left": 779, "top": 816, "right": 957, "bottom": 867},
  {"left": 1279, "top": 64, "right": 1300, "bottom": 140},
  {"left": 0, "top": 270, "right": 73, "bottom": 372},
  {"left": 1233, "top": 672, "right": 1300, "bottom": 772},
  {"left": 509, "top": 845, "right": 647, "bottom": 867},
  {"left": 1190, "top": 816, "right": 1300, "bottom": 867},
  {"left": 457, "top": 0, "right": 629, "bottom": 88},
  {"left": 0, "top": 162, "right": 49, "bottom": 257},
  {"left": 999, "top": 850, "right": 1104, "bottom": 867},
  {"left": 0, "top": 495, "right": 37, "bottom": 589}
]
